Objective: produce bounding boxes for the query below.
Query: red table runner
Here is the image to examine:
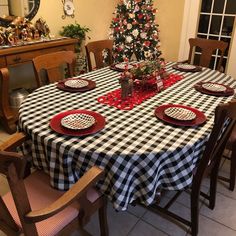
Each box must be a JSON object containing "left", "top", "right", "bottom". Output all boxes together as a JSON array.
[{"left": 97, "top": 74, "right": 183, "bottom": 110}]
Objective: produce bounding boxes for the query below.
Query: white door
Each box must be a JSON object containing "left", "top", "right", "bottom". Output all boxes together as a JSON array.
[{"left": 179, "top": 0, "right": 236, "bottom": 78}]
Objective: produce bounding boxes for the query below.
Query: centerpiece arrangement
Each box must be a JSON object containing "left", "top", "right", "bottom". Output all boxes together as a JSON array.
[
  {"left": 119, "top": 59, "right": 167, "bottom": 99},
  {"left": 98, "top": 59, "right": 183, "bottom": 110}
]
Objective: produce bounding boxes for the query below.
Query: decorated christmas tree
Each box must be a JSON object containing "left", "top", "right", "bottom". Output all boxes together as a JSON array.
[{"left": 110, "top": 0, "right": 162, "bottom": 62}]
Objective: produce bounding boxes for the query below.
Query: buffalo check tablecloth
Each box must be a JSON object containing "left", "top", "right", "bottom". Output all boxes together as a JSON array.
[{"left": 19, "top": 62, "right": 236, "bottom": 210}]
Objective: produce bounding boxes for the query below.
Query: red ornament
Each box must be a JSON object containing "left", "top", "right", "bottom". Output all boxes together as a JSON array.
[
  {"left": 113, "top": 18, "right": 120, "bottom": 22},
  {"left": 117, "top": 47, "right": 123, "bottom": 52},
  {"left": 138, "top": 14, "right": 143, "bottom": 19},
  {"left": 144, "top": 41, "right": 151, "bottom": 47}
]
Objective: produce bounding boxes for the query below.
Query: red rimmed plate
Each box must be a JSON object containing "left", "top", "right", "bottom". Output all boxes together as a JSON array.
[
  {"left": 155, "top": 104, "right": 207, "bottom": 127},
  {"left": 172, "top": 63, "right": 202, "bottom": 72},
  {"left": 56, "top": 78, "right": 96, "bottom": 92},
  {"left": 50, "top": 110, "right": 106, "bottom": 136},
  {"left": 194, "top": 82, "right": 234, "bottom": 97}
]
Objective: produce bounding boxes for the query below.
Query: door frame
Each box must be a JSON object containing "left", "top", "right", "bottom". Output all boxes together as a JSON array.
[{"left": 178, "top": 0, "right": 236, "bottom": 78}]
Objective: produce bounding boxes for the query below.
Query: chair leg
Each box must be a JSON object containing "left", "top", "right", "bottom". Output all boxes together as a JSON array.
[
  {"left": 191, "top": 192, "right": 199, "bottom": 236},
  {"left": 98, "top": 199, "right": 109, "bottom": 236},
  {"left": 229, "top": 149, "right": 236, "bottom": 191},
  {"left": 209, "top": 159, "right": 222, "bottom": 210},
  {"left": 0, "top": 118, "right": 17, "bottom": 134}
]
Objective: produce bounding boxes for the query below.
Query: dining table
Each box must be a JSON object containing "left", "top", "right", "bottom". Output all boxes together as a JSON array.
[{"left": 18, "top": 62, "right": 236, "bottom": 211}]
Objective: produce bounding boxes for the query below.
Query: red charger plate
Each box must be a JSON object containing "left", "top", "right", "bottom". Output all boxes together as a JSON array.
[
  {"left": 50, "top": 110, "right": 105, "bottom": 136},
  {"left": 56, "top": 78, "right": 96, "bottom": 92},
  {"left": 194, "top": 82, "right": 234, "bottom": 97},
  {"left": 155, "top": 104, "right": 207, "bottom": 127}
]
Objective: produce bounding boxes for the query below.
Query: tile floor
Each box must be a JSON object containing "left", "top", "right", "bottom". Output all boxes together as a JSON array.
[{"left": 0, "top": 125, "right": 236, "bottom": 236}]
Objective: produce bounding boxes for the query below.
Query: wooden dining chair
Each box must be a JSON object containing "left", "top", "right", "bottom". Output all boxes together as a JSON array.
[
  {"left": 141, "top": 100, "right": 236, "bottom": 236},
  {"left": 85, "top": 39, "right": 113, "bottom": 71},
  {"left": 0, "top": 68, "right": 18, "bottom": 134},
  {"left": 218, "top": 125, "right": 236, "bottom": 191},
  {"left": 32, "top": 50, "right": 77, "bottom": 87},
  {"left": 0, "top": 132, "right": 109, "bottom": 236},
  {"left": 187, "top": 38, "right": 228, "bottom": 71}
]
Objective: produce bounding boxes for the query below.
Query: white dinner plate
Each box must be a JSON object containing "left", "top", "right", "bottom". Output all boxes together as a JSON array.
[
  {"left": 115, "top": 63, "right": 134, "bottom": 70},
  {"left": 164, "top": 107, "right": 196, "bottom": 121},
  {"left": 201, "top": 83, "right": 226, "bottom": 92},
  {"left": 64, "top": 79, "right": 89, "bottom": 89},
  {"left": 177, "top": 64, "right": 196, "bottom": 70},
  {"left": 61, "top": 113, "right": 95, "bottom": 130}
]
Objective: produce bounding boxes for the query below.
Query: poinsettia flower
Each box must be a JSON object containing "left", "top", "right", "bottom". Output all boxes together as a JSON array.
[
  {"left": 140, "top": 32, "right": 147, "bottom": 38},
  {"left": 132, "top": 29, "right": 139, "bottom": 37},
  {"left": 126, "top": 36, "right": 133, "bottom": 43}
]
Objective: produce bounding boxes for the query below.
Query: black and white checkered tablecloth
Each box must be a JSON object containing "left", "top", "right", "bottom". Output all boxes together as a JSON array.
[{"left": 18, "top": 63, "right": 236, "bottom": 210}]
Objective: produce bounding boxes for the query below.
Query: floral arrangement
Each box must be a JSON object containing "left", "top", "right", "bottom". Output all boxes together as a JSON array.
[
  {"left": 110, "top": 0, "right": 162, "bottom": 62},
  {"left": 130, "top": 59, "right": 166, "bottom": 79}
]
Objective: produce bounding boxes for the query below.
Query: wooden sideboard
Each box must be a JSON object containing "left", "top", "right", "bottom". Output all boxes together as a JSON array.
[
  {"left": 0, "top": 37, "right": 78, "bottom": 134},
  {"left": 0, "top": 37, "right": 78, "bottom": 68}
]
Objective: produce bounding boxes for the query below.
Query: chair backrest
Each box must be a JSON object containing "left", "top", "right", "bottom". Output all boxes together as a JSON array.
[
  {"left": 85, "top": 39, "right": 113, "bottom": 71},
  {"left": 0, "top": 68, "right": 11, "bottom": 117},
  {"left": 193, "top": 100, "right": 236, "bottom": 190},
  {"left": 188, "top": 38, "right": 228, "bottom": 71},
  {"left": 0, "top": 132, "right": 107, "bottom": 236},
  {"left": 33, "top": 50, "right": 77, "bottom": 87},
  {"left": 0, "top": 150, "right": 35, "bottom": 235},
  {"left": 0, "top": 67, "right": 19, "bottom": 134}
]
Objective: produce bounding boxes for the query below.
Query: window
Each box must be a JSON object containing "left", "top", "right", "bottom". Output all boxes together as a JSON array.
[{"left": 196, "top": 0, "right": 236, "bottom": 70}]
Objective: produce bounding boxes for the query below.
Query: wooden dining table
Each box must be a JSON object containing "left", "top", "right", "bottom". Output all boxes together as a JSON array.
[{"left": 18, "top": 62, "right": 236, "bottom": 211}]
